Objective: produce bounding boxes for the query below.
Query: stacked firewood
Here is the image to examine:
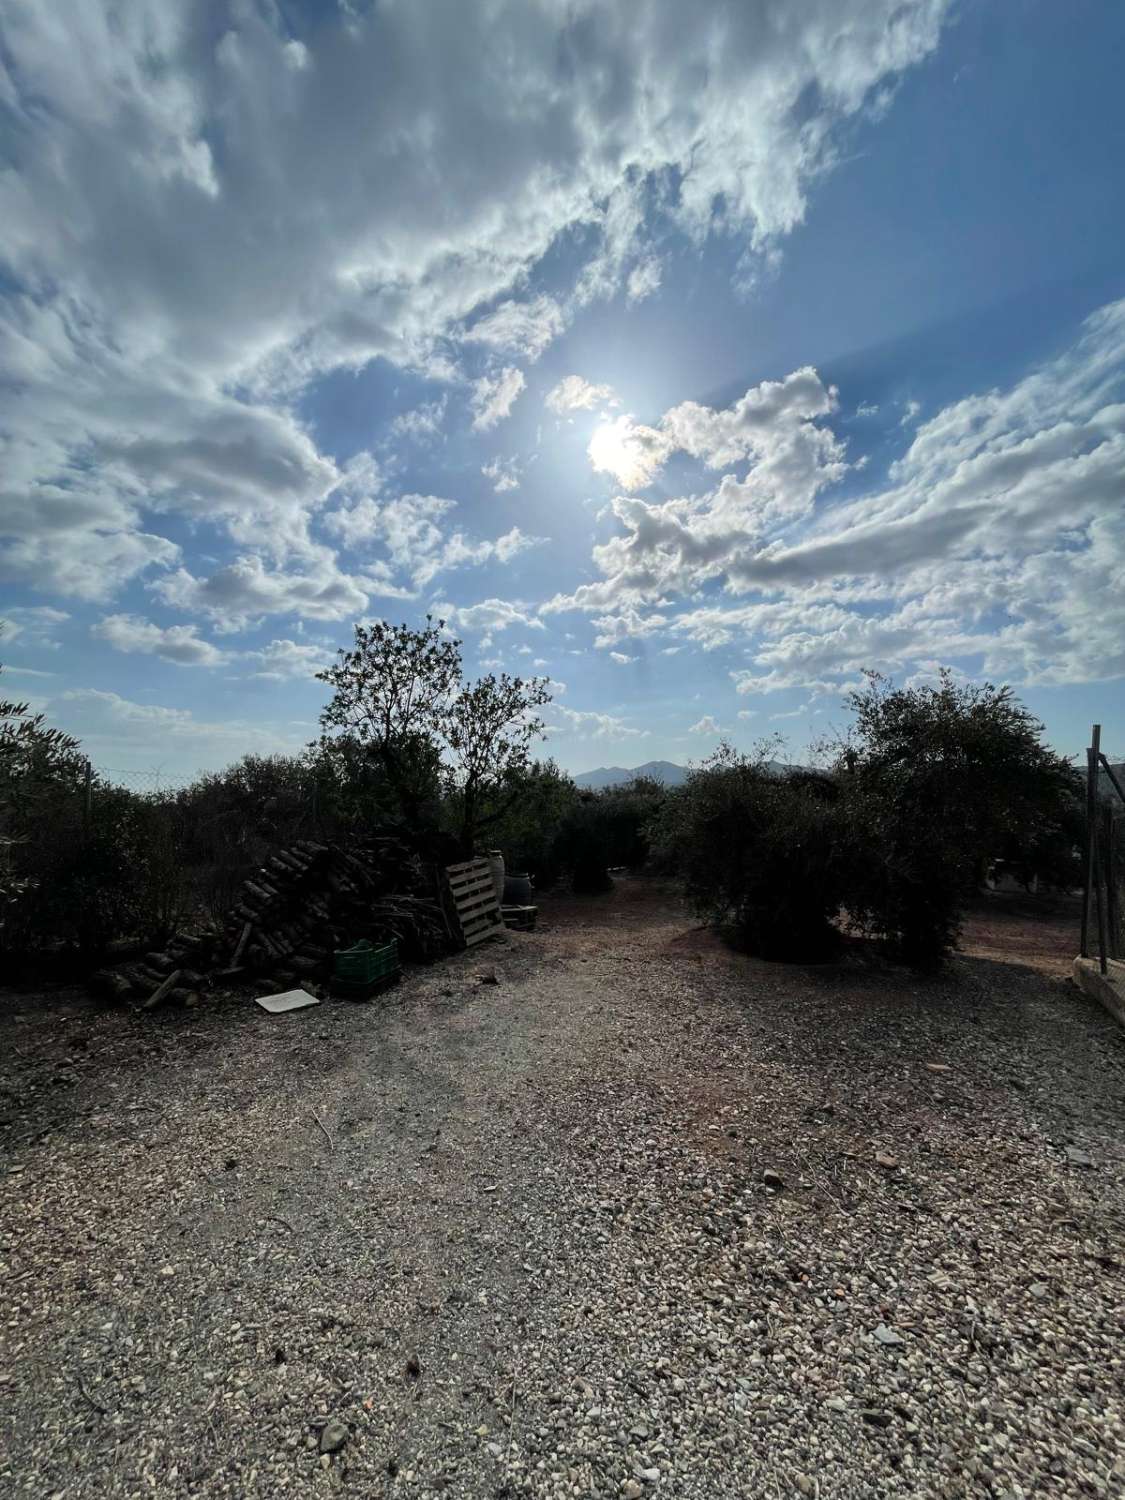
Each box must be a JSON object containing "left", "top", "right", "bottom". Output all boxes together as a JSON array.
[
  {"left": 222, "top": 837, "right": 449, "bottom": 974},
  {"left": 92, "top": 835, "right": 451, "bottom": 1007}
]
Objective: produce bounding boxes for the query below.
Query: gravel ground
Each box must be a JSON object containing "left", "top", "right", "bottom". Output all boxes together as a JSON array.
[{"left": 1, "top": 877, "right": 1123, "bottom": 1499}]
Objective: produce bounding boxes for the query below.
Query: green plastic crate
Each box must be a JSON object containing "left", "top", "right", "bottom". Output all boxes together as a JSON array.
[{"left": 333, "top": 938, "right": 398, "bottom": 985}]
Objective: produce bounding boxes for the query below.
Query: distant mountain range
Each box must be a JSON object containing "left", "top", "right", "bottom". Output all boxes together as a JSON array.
[
  {"left": 573, "top": 758, "right": 794, "bottom": 790},
  {"left": 573, "top": 759, "right": 689, "bottom": 790}
]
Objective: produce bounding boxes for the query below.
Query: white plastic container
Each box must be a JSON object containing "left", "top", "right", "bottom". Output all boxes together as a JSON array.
[{"left": 488, "top": 849, "right": 505, "bottom": 905}]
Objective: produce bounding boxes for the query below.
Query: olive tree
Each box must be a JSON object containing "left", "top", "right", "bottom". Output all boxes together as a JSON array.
[
  {"left": 317, "top": 619, "right": 553, "bottom": 849},
  {"left": 444, "top": 671, "right": 552, "bottom": 853},
  {"left": 316, "top": 617, "right": 460, "bottom": 827}
]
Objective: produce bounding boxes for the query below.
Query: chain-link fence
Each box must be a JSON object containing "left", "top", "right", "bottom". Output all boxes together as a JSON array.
[
  {"left": 93, "top": 767, "right": 194, "bottom": 794},
  {"left": 1082, "top": 727, "right": 1125, "bottom": 971}
]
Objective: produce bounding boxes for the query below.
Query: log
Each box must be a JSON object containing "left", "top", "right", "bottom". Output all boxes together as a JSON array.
[
  {"left": 231, "top": 921, "right": 253, "bottom": 967},
  {"left": 143, "top": 968, "right": 183, "bottom": 1011}
]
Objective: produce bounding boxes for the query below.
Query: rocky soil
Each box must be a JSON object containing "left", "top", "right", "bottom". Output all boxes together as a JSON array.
[{"left": 1, "top": 879, "right": 1123, "bottom": 1498}]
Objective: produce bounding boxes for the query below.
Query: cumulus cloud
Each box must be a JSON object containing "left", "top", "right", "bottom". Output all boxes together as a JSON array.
[
  {"left": 245, "top": 638, "right": 333, "bottom": 680},
  {"left": 321, "top": 482, "right": 543, "bottom": 592},
  {"left": 390, "top": 398, "right": 448, "bottom": 443},
  {"left": 152, "top": 553, "right": 368, "bottom": 631},
  {"left": 609, "top": 651, "right": 636, "bottom": 665},
  {"left": 93, "top": 614, "right": 229, "bottom": 666},
  {"left": 464, "top": 297, "right": 565, "bottom": 363},
  {"left": 689, "top": 715, "right": 721, "bottom": 735},
  {"left": 0, "top": 0, "right": 950, "bottom": 622},
  {"left": 554, "top": 298, "right": 1125, "bottom": 697},
  {"left": 482, "top": 457, "right": 521, "bottom": 493},
  {"left": 546, "top": 706, "right": 648, "bottom": 741},
  {"left": 545, "top": 376, "right": 620, "bottom": 415},
  {"left": 435, "top": 598, "right": 545, "bottom": 634},
  {"left": 470, "top": 367, "right": 527, "bottom": 432}
]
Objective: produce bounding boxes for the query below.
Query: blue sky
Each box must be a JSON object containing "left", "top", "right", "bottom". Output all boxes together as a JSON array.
[{"left": 1, "top": 0, "right": 1123, "bottom": 779}]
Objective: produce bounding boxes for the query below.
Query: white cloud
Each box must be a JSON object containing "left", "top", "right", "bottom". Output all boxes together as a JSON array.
[
  {"left": 689, "top": 715, "right": 721, "bottom": 735},
  {"left": 464, "top": 296, "right": 565, "bottom": 363},
  {"left": 0, "top": 0, "right": 950, "bottom": 619},
  {"left": 588, "top": 415, "right": 673, "bottom": 490},
  {"left": 626, "top": 257, "right": 663, "bottom": 303},
  {"left": 53, "top": 688, "right": 302, "bottom": 770},
  {"left": 554, "top": 298, "right": 1125, "bottom": 697},
  {"left": 435, "top": 598, "right": 545, "bottom": 634},
  {"left": 609, "top": 651, "right": 636, "bottom": 665},
  {"left": 546, "top": 706, "right": 648, "bottom": 741},
  {"left": 482, "top": 457, "right": 521, "bottom": 493},
  {"left": 245, "top": 638, "right": 333, "bottom": 680},
  {"left": 0, "top": 605, "right": 70, "bottom": 649},
  {"left": 390, "top": 397, "right": 448, "bottom": 443},
  {"left": 152, "top": 553, "right": 368, "bottom": 630},
  {"left": 322, "top": 485, "right": 542, "bottom": 591},
  {"left": 545, "top": 376, "right": 620, "bottom": 415},
  {"left": 471, "top": 367, "right": 526, "bottom": 432},
  {"left": 93, "top": 613, "right": 229, "bottom": 666}
]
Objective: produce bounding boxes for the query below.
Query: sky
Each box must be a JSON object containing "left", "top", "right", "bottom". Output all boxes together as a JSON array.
[{"left": 1, "top": 0, "right": 1123, "bottom": 781}]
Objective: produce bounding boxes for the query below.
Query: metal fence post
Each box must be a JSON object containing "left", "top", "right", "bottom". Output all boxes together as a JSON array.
[
  {"left": 1080, "top": 725, "right": 1099, "bottom": 958},
  {"left": 1105, "top": 804, "right": 1120, "bottom": 962}
]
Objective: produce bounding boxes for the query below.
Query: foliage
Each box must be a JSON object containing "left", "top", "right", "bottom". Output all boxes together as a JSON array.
[
  {"left": 317, "top": 618, "right": 552, "bottom": 852},
  {"left": 1, "top": 660, "right": 88, "bottom": 932},
  {"left": 444, "top": 672, "right": 553, "bottom": 851},
  {"left": 553, "top": 776, "right": 668, "bottom": 892},
  {"left": 316, "top": 617, "right": 460, "bottom": 827},
  {"left": 480, "top": 759, "right": 580, "bottom": 886},
  {"left": 830, "top": 670, "right": 1081, "bottom": 965},
  {"left": 650, "top": 744, "right": 852, "bottom": 960}
]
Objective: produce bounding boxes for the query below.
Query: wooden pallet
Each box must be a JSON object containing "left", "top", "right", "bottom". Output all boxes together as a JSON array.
[
  {"left": 502, "top": 904, "right": 537, "bottom": 931},
  {"left": 445, "top": 857, "right": 505, "bottom": 947}
]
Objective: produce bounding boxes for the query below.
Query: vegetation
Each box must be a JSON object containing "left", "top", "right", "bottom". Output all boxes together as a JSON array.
[
  {"left": 650, "top": 746, "right": 852, "bottom": 960},
  {"left": 0, "top": 637, "right": 1087, "bottom": 975},
  {"left": 831, "top": 672, "right": 1081, "bottom": 965},
  {"left": 652, "top": 673, "right": 1083, "bottom": 968},
  {"left": 316, "top": 618, "right": 551, "bottom": 853}
]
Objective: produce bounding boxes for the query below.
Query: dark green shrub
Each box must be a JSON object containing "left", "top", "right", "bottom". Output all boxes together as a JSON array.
[
  {"left": 650, "top": 747, "right": 851, "bottom": 960},
  {"left": 831, "top": 671, "right": 1082, "bottom": 967},
  {"left": 552, "top": 776, "right": 667, "bottom": 894}
]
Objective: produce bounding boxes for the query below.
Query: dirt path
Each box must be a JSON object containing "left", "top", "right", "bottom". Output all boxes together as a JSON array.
[{"left": 1, "top": 880, "right": 1123, "bottom": 1498}]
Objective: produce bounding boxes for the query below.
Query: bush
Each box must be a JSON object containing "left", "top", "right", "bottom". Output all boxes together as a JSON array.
[
  {"left": 479, "top": 760, "right": 579, "bottom": 888},
  {"left": 831, "top": 671, "right": 1081, "bottom": 967},
  {"left": 552, "top": 776, "right": 667, "bottom": 894},
  {"left": 650, "top": 747, "right": 852, "bottom": 960}
]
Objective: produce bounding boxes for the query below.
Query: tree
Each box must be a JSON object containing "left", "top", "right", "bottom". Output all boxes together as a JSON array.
[
  {"left": 483, "top": 759, "right": 579, "bottom": 886},
  {"left": 650, "top": 743, "right": 852, "bottom": 959},
  {"left": 317, "top": 620, "right": 553, "bottom": 849},
  {"left": 443, "top": 671, "right": 552, "bottom": 852},
  {"left": 316, "top": 617, "right": 461, "bottom": 827},
  {"left": 1, "top": 658, "right": 86, "bottom": 921},
  {"left": 832, "top": 670, "right": 1079, "bottom": 964}
]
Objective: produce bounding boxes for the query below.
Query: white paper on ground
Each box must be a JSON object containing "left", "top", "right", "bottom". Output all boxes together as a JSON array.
[{"left": 255, "top": 988, "right": 321, "bottom": 1014}]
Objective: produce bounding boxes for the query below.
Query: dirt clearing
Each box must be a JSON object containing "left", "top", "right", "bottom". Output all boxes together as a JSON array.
[{"left": 1, "top": 879, "right": 1123, "bottom": 1498}]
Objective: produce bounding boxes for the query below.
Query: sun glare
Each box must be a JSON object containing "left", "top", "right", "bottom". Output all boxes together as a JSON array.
[{"left": 587, "top": 414, "right": 664, "bottom": 491}]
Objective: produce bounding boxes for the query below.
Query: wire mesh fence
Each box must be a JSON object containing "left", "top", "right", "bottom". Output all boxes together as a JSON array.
[
  {"left": 1082, "top": 725, "right": 1125, "bottom": 972},
  {"left": 93, "top": 767, "right": 195, "bottom": 794}
]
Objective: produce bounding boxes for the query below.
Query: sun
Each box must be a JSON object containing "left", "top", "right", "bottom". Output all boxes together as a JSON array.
[{"left": 587, "top": 414, "right": 665, "bottom": 491}]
